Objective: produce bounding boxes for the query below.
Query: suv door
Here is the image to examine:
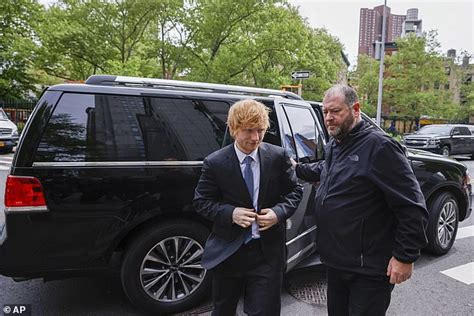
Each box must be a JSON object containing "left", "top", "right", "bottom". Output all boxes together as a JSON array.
[
  {"left": 458, "top": 126, "right": 472, "bottom": 155},
  {"left": 273, "top": 98, "right": 325, "bottom": 270},
  {"left": 451, "top": 127, "right": 464, "bottom": 154}
]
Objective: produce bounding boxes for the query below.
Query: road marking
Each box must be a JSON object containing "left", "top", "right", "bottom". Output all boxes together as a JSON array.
[
  {"left": 441, "top": 262, "right": 474, "bottom": 285},
  {"left": 456, "top": 225, "right": 474, "bottom": 240},
  {"left": 0, "top": 166, "right": 10, "bottom": 171}
]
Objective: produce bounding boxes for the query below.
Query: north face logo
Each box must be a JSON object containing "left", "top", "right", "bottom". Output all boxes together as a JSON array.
[{"left": 348, "top": 155, "right": 359, "bottom": 162}]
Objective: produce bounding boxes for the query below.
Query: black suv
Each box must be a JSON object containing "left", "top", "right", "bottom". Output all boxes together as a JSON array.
[
  {"left": 402, "top": 124, "right": 474, "bottom": 158},
  {"left": 0, "top": 75, "right": 471, "bottom": 314}
]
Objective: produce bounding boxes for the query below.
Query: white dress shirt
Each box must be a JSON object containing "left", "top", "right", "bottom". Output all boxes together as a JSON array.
[{"left": 234, "top": 142, "right": 260, "bottom": 239}]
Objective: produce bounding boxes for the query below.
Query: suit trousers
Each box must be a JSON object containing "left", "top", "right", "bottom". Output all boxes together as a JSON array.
[
  {"left": 210, "top": 239, "right": 283, "bottom": 316},
  {"left": 326, "top": 267, "right": 395, "bottom": 316}
]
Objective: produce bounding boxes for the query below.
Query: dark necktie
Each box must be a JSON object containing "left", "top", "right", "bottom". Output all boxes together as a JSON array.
[
  {"left": 243, "top": 156, "right": 254, "bottom": 199},
  {"left": 243, "top": 156, "right": 254, "bottom": 243}
]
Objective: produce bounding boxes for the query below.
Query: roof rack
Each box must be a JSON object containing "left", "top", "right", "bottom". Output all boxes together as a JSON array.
[{"left": 85, "top": 75, "right": 303, "bottom": 100}]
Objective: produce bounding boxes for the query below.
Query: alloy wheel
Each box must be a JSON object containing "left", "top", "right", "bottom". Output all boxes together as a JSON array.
[
  {"left": 442, "top": 147, "right": 450, "bottom": 157},
  {"left": 437, "top": 200, "right": 457, "bottom": 248},
  {"left": 139, "top": 236, "right": 206, "bottom": 302}
]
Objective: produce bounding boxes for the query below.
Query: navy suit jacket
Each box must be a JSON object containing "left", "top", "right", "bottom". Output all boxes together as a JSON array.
[{"left": 193, "top": 142, "right": 303, "bottom": 270}]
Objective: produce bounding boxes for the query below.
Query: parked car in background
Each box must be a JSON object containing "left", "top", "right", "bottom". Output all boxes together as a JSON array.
[
  {"left": 401, "top": 124, "right": 474, "bottom": 158},
  {"left": 0, "top": 108, "right": 19, "bottom": 153},
  {"left": 0, "top": 76, "right": 471, "bottom": 314}
]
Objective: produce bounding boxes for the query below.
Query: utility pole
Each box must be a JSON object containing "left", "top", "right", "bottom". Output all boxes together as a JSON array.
[{"left": 376, "top": 0, "right": 387, "bottom": 127}]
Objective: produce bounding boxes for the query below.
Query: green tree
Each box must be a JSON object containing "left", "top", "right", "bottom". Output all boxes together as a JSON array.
[
  {"left": 384, "top": 32, "right": 457, "bottom": 119},
  {"left": 37, "top": 0, "right": 160, "bottom": 80},
  {"left": 283, "top": 26, "right": 346, "bottom": 101},
  {"left": 181, "top": 1, "right": 344, "bottom": 99},
  {"left": 349, "top": 54, "right": 379, "bottom": 117},
  {"left": 0, "top": 0, "right": 43, "bottom": 99},
  {"left": 34, "top": 0, "right": 346, "bottom": 96}
]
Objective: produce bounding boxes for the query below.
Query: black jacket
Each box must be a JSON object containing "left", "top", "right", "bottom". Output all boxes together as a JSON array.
[
  {"left": 193, "top": 142, "right": 303, "bottom": 270},
  {"left": 296, "top": 121, "right": 428, "bottom": 276}
]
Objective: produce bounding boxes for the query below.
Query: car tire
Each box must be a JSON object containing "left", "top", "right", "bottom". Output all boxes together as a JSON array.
[
  {"left": 121, "top": 220, "right": 211, "bottom": 314},
  {"left": 441, "top": 146, "right": 450, "bottom": 157},
  {"left": 425, "top": 192, "right": 459, "bottom": 255}
]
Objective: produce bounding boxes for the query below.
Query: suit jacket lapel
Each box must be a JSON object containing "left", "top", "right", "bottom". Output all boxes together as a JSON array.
[{"left": 258, "top": 144, "right": 271, "bottom": 212}]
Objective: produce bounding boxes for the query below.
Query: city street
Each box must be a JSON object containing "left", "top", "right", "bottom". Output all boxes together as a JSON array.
[{"left": 0, "top": 154, "right": 473, "bottom": 316}]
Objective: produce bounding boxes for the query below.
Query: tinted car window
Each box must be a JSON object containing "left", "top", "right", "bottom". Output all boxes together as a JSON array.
[
  {"left": 34, "top": 93, "right": 230, "bottom": 162},
  {"left": 458, "top": 127, "right": 471, "bottom": 135},
  {"left": 417, "top": 125, "right": 451, "bottom": 135},
  {"left": 282, "top": 105, "right": 318, "bottom": 161},
  {"left": 279, "top": 107, "right": 297, "bottom": 159},
  {"left": 146, "top": 98, "right": 229, "bottom": 161}
]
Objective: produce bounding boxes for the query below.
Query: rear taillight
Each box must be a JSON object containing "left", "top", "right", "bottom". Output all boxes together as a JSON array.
[{"left": 4, "top": 176, "right": 47, "bottom": 209}]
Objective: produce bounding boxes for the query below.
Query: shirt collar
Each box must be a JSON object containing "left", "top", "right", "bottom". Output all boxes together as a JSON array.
[{"left": 234, "top": 142, "right": 259, "bottom": 164}]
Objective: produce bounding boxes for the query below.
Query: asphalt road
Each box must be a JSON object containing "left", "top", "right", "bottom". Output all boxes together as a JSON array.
[{"left": 0, "top": 155, "right": 473, "bottom": 315}]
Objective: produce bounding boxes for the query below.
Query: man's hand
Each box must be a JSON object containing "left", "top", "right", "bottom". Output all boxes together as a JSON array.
[
  {"left": 290, "top": 157, "right": 297, "bottom": 168},
  {"left": 257, "top": 208, "right": 279, "bottom": 231},
  {"left": 386, "top": 256, "right": 413, "bottom": 284},
  {"left": 232, "top": 207, "right": 256, "bottom": 228}
]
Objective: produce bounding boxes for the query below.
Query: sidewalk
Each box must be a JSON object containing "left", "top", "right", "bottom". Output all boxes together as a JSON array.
[{"left": 0, "top": 155, "right": 12, "bottom": 171}]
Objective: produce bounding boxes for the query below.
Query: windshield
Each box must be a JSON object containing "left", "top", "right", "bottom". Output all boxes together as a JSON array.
[
  {"left": 0, "top": 109, "right": 8, "bottom": 120},
  {"left": 417, "top": 125, "right": 451, "bottom": 135}
]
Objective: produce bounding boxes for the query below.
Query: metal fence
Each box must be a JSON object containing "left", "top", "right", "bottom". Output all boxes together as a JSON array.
[
  {"left": 0, "top": 99, "right": 37, "bottom": 130},
  {"left": 381, "top": 116, "right": 470, "bottom": 135}
]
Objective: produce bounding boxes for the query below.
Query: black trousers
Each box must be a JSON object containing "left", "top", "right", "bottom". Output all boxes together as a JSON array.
[
  {"left": 210, "top": 239, "right": 283, "bottom": 316},
  {"left": 326, "top": 267, "right": 395, "bottom": 316}
]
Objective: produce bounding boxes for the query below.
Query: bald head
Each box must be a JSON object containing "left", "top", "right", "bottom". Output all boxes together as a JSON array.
[{"left": 323, "top": 84, "right": 359, "bottom": 108}]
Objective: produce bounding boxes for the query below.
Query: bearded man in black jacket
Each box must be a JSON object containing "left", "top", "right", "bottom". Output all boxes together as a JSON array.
[{"left": 293, "top": 84, "right": 428, "bottom": 316}]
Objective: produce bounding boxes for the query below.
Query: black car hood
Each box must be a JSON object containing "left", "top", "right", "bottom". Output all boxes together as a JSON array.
[
  {"left": 406, "top": 148, "right": 467, "bottom": 170},
  {"left": 404, "top": 133, "right": 449, "bottom": 139}
]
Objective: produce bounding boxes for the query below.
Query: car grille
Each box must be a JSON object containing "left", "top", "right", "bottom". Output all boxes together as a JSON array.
[
  {"left": 404, "top": 138, "right": 428, "bottom": 147},
  {"left": 0, "top": 128, "right": 12, "bottom": 136}
]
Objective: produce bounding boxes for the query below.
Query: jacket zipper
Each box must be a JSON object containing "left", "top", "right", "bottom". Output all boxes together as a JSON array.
[
  {"left": 321, "top": 144, "right": 335, "bottom": 206},
  {"left": 321, "top": 167, "right": 335, "bottom": 205},
  {"left": 360, "top": 218, "right": 365, "bottom": 267}
]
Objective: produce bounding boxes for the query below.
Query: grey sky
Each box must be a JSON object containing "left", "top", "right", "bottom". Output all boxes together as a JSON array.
[{"left": 289, "top": 0, "right": 473, "bottom": 66}]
